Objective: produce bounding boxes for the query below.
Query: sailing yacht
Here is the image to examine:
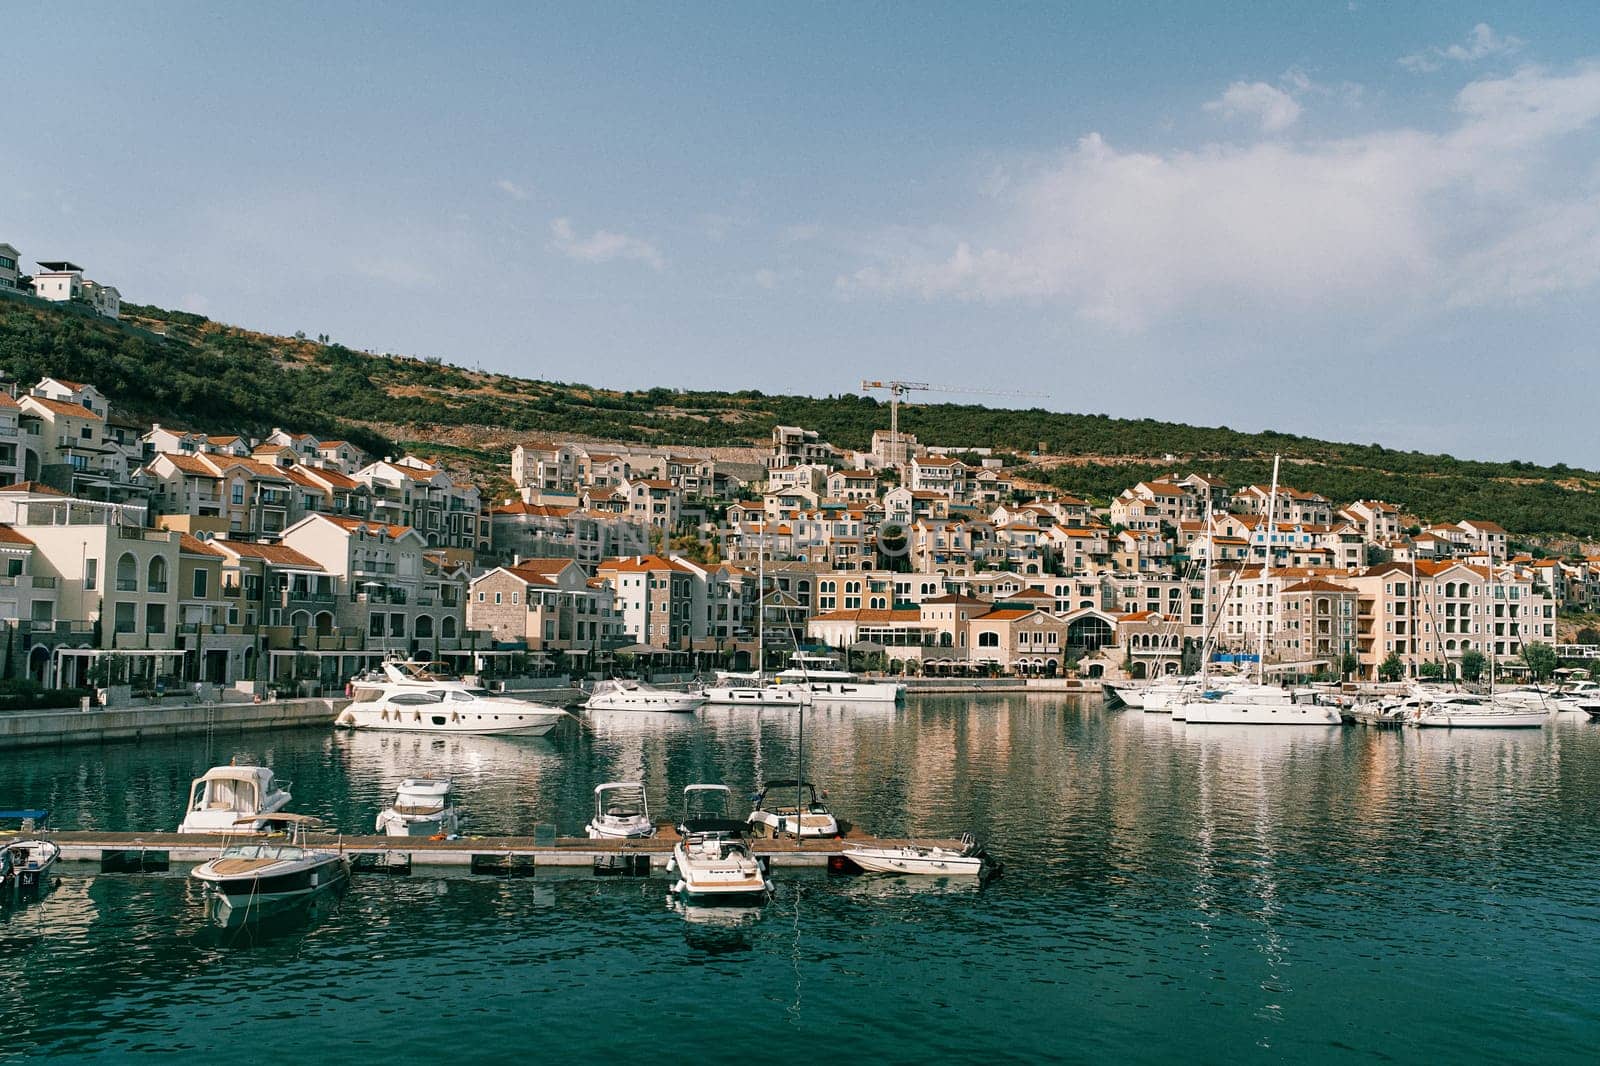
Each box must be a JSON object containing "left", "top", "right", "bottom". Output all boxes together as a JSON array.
[
  {"left": 1179, "top": 457, "right": 1342, "bottom": 727},
  {"left": 701, "top": 527, "right": 815, "bottom": 707}
]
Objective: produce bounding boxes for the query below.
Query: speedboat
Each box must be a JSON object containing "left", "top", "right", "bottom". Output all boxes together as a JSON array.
[
  {"left": 746, "top": 779, "right": 839, "bottom": 839},
  {"left": 772, "top": 653, "right": 905, "bottom": 703},
  {"left": 2, "top": 809, "right": 60, "bottom": 901},
  {"left": 177, "top": 765, "right": 293, "bottom": 834},
  {"left": 583, "top": 679, "right": 706, "bottom": 713},
  {"left": 844, "top": 833, "right": 995, "bottom": 877},
  {"left": 699, "top": 672, "right": 812, "bottom": 707},
  {"left": 585, "top": 782, "right": 656, "bottom": 839},
  {"left": 339, "top": 661, "right": 570, "bottom": 736},
  {"left": 668, "top": 833, "right": 772, "bottom": 904},
  {"left": 675, "top": 784, "right": 750, "bottom": 838},
  {"left": 375, "top": 778, "right": 463, "bottom": 837},
  {"left": 190, "top": 815, "right": 351, "bottom": 913}
]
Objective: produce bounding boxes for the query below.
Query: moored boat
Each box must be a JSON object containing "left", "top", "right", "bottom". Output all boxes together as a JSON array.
[
  {"left": 339, "top": 661, "right": 570, "bottom": 736},
  {"left": 583, "top": 678, "right": 706, "bottom": 713},
  {"left": 375, "top": 778, "right": 463, "bottom": 837},
  {"left": 585, "top": 782, "right": 656, "bottom": 839},
  {"left": 746, "top": 779, "right": 839, "bottom": 839},
  {"left": 844, "top": 833, "right": 996, "bottom": 878},
  {"left": 177, "top": 765, "right": 293, "bottom": 834},
  {"left": 189, "top": 815, "right": 350, "bottom": 913},
  {"left": 2, "top": 810, "right": 60, "bottom": 901},
  {"left": 699, "top": 673, "right": 812, "bottom": 707},
  {"left": 772, "top": 653, "right": 904, "bottom": 704}
]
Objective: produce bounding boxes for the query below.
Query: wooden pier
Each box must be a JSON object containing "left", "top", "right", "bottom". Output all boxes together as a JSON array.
[{"left": 50, "top": 824, "right": 966, "bottom": 877}]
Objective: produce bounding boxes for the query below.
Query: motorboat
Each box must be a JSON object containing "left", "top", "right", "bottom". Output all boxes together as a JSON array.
[
  {"left": 1101, "top": 679, "right": 1144, "bottom": 709},
  {"left": 675, "top": 784, "right": 749, "bottom": 838},
  {"left": 1556, "top": 678, "right": 1600, "bottom": 714},
  {"left": 190, "top": 815, "right": 351, "bottom": 913},
  {"left": 585, "top": 782, "right": 656, "bottom": 839},
  {"left": 375, "top": 778, "right": 463, "bottom": 838},
  {"left": 177, "top": 765, "right": 293, "bottom": 834},
  {"left": 668, "top": 833, "right": 772, "bottom": 904},
  {"left": 1494, "top": 687, "right": 1582, "bottom": 715},
  {"left": 339, "top": 661, "right": 570, "bottom": 736},
  {"left": 2, "top": 810, "right": 59, "bottom": 901},
  {"left": 746, "top": 779, "right": 839, "bottom": 839},
  {"left": 583, "top": 678, "right": 706, "bottom": 713},
  {"left": 699, "top": 672, "right": 812, "bottom": 707},
  {"left": 772, "top": 653, "right": 905, "bottom": 703},
  {"left": 844, "top": 833, "right": 995, "bottom": 877},
  {"left": 1405, "top": 693, "right": 1547, "bottom": 729}
]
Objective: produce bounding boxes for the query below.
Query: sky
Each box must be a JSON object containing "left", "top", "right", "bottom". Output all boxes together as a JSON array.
[{"left": 6, "top": 3, "right": 1600, "bottom": 465}]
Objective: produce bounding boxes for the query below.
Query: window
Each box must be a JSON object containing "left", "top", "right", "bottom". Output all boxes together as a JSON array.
[
  {"left": 114, "top": 602, "right": 135, "bottom": 633},
  {"left": 978, "top": 631, "right": 999, "bottom": 647},
  {"left": 494, "top": 592, "right": 502, "bottom": 605},
  {"left": 193, "top": 568, "right": 208, "bottom": 598},
  {"left": 144, "top": 603, "right": 166, "bottom": 634},
  {"left": 232, "top": 483, "right": 245, "bottom": 506},
  {"left": 84, "top": 558, "right": 98, "bottom": 590}
]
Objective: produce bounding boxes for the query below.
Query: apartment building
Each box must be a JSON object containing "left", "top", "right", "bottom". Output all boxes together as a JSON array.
[{"left": 468, "top": 558, "right": 619, "bottom": 657}]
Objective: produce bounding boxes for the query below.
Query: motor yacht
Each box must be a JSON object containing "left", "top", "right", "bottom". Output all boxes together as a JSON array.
[
  {"left": 668, "top": 833, "right": 772, "bottom": 905},
  {"left": 339, "top": 661, "right": 570, "bottom": 736},
  {"left": 583, "top": 678, "right": 706, "bottom": 713},
  {"left": 1179, "top": 685, "right": 1343, "bottom": 726},
  {"left": 585, "top": 782, "right": 656, "bottom": 839},
  {"left": 177, "top": 765, "right": 293, "bottom": 834},
  {"left": 190, "top": 815, "right": 350, "bottom": 914},
  {"left": 375, "top": 778, "right": 463, "bottom": 838},
  {"left": 746, "top": 779, "right": 839, "bottom": 839},
  {"left": 772, "top": 653, "right": 904, "bottom": 704}
]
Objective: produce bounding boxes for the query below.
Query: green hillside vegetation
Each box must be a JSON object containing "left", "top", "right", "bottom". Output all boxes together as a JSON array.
[{"left": 2, "top": 292, "right": 1598, "bottom": 538}]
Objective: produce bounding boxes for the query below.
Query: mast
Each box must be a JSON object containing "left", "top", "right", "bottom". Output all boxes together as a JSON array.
[
  {"left": 1257, "top": 455, "right": 1280, "bottom": 686},
  {"left": 756, "top": 518, "right": 765, "bottom": 680},
  {"left": 1199, "top": 496, "right": 1217, "bottom": 688}
]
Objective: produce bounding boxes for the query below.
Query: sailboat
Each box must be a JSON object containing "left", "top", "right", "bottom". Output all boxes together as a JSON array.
[
  {"left": 701, "top": 519, "right": 814, "bottom": 707},
  {"left": 1180, "top": 456, "right": 1342, "bottom": 726}
]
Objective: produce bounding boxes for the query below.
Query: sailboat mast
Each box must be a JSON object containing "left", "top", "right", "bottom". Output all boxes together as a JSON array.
[
  {"left": 1258, "top": 455, "right": 1280, "bottom": 685},
  {"left": 756, "top": 519, "right": 765, "bottom": 679},
  {"left": 1200, "top": 496, "right": 1216, "bottom": 688}
]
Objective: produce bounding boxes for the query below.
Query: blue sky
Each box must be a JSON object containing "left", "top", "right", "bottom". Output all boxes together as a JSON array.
[{"left": 7, "top": 3, "right": 1600, "bottom": 464}]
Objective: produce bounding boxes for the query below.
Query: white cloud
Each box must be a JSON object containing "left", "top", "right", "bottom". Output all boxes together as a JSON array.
[
  {"left": 494, "top": 178, "right": 531, "bottom": 201},
  {"left": 841, "top": 64, "right": 1600, "bottom": 330},
  {"left": 1204, "top": 81, "right": 1302, "bottom": 132},
  {"left": 1401, "top": 23, "right": 1523, "bottom": 74},
  {"left": 549, "top": 217, "right": 664, "bottom": 270}
]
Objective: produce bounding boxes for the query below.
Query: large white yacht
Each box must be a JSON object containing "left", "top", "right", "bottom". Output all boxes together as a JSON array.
[
  {"left": 338, "top": 661, "right": 570, "bottom": 736},
  {"left": 177, "top": 765, "right": 293, "bottom": 834},
  {"left": 700, "top": 672, "right": 812, "bottom": 707},
  {"left": 773, "top": 653, "right": 905, "bottom": 704}
]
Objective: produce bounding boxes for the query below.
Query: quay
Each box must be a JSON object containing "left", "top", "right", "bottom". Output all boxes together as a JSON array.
[
  {"left": 0, "top": 697, "right": 347, "bottom": 750},
  {"left": 51, "top": 825, "right": 968, "bottom": 876}
]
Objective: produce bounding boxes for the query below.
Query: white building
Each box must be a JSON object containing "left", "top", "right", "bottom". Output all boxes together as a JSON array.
[{"left": 0, "top": 243, "right": 20, "bottom": 290}]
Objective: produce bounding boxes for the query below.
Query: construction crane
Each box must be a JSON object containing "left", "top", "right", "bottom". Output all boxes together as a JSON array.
[{"left": 859, "top": 379, "right": 1049, "bottom": 470}]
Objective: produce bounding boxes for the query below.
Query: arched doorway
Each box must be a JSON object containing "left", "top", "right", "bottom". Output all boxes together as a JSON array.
[{"left": 28, "top": 645, "right": 50, "bottom": 686}]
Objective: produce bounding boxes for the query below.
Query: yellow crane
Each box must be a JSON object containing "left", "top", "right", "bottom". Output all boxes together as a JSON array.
[{"left": 859, "top": 379, "right": 1048, "bottom": 470}]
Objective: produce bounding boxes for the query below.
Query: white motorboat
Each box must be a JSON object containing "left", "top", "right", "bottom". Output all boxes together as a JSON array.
[
  {"left": 583, "top": 678, "right": 706, "bottom": 713},
  {"left": 845, "top": 834, "right": 995, "bottom": 877},
  {"left": 1406, "top": 693, "right": 1546, "bottom": 729},
  {"left": 746, "top": 779, "right": 839, "bottom": 839},
  {"left": 773, "top": 653, "right": 904, "bottom": 703},
  {"left": 2, "top": 810, "right": 59, "bottom": 901},
  {"left": 190, "top": 815, "right": 350, "bottom": 912},
  {"left": 675, "top": 784, "right": 750, "bottom": 838},
  {"left": 177, "top": 765, "right": 293, "bottom": 834},
  {"left": 1556, "top": 679, "right": 1600, "bottom": 714},
  {"left": 339, "top": 661, "right": 570, "bottom": 736},
  {"left": 585, "top": 782, "right": 656, "bottom": 839},
  {"left": 1101, "top": 679, "right": 1146, "bottom": 709},
  {"left": 1494, "top": 687, "right": 1581, "bottom": 715},
  {"left": 375, "top": 778, "right": 463, "bottom": 838},
  {"left": 700, "top": 672, "right": 812, "bottom": 707},
  {"left": 668, "top": 833, "right": 772, "bottom": 904},
  {"left": 1180, "top": 686, "right": 1343, "bottom": 726}
]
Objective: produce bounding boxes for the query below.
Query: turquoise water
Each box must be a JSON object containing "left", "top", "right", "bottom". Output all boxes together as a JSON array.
[{"left": 3, "top": 696, "right": 1599, "bottom": 1063}]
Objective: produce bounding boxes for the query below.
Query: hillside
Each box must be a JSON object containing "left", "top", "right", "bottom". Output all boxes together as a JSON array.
[{"left": 3, "top": 292, "right": 1599, "bottom": 539}]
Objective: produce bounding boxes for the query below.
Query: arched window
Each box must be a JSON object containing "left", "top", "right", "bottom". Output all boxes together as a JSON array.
[
  {"left": 116, "top": 553, "right": 137, "bottom": 592},
  {"left": 147, "top": 556, "right": 169, "bottom": 593},
  {"left": 415, "top": 615, "right": 434, "bottom": 638},
  {"left": 441, "top": 616, "right": 458, "bottom": 638},
  {"left": 978, "top": 631, "right": 999, "bottom": 647}
]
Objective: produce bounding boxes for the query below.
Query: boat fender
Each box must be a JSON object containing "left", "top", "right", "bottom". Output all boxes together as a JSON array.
[{"left": 665, "top": 857, "right": 676, "bottom": 873}]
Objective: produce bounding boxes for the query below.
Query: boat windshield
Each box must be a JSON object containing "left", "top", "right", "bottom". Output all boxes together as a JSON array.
[
  {"left": 219, "top": 844, "right": 303, "bottom": 861},
  {"left": 599, "top": 789, "right": 647, "bottom": 819},
  {"left": 193, "top": 777, "right": 260, "bottom": 813}
]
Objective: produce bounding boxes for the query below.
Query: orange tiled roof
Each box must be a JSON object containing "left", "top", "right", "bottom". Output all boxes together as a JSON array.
[{"left": 24, "top": 396, "right": 102, "bottom": 420}]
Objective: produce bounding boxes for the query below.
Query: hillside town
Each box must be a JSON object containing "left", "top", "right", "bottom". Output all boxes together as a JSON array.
[{"left": 0, "top": 359, "right": 1587, "bottom": 698}]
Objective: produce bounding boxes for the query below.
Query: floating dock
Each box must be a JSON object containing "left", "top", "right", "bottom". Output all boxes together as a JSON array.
[{"left": 51, "top": 825, "right": 967, "bottom": 878}]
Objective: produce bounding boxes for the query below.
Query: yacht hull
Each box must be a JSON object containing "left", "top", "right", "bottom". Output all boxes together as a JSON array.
[
  {"left": 193, "top": 856, "right": 350, "bottom": 907},
  {"left": 337, "top": 706, "right": 563, "bottom": 735},
  {"left": 701, "top": 685, "right": 811, "bottom": 707},
  {"left": 1180, "top": 701, "right": 1343, "bottom": 725},
  {"left": 1413, "top": 710, "right": 1546, "bottom": 728}
]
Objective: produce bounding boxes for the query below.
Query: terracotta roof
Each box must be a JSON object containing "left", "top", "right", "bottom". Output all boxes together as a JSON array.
[
  {"left": 156, "top": 452, "right": 221, "bottom": 477},
  {"left": 0, "top": 394, "right": 19, "bottom": 410},
  {"left": 46, "top": 377, "right": 88, "bottom": 390},
  {"left": 0, "top": 525, "right": 36, "bottom": 547},
  {"left": 508, "top": 558, "right": 577, "bottom": 578},
  {"left": 24, "top": 396, "right": 102, "bottom": 420},
  {"left": 178, "top": 533, "right": 224, "bottom": 557},
  {"left": 1281, "top": 579, "right": 1354, "bottom": 593},
  {"left": 212, "top": 540, "right": 322, "bottom": 568},
  {"left": 598, "top": 554, "right": 696, "bottom": 574},
  {"left": 1459, "top": 520, "right": 1509, "bottom": 534},
  {"left": 973, "top": 608, "right": 1046, "bottom": 622},
  {"left": 300, "top": 467, "right": 361, "bottom": 491},
  {"left": 0, "top": 481, "right": 65, "bottom": 495},
  {"left": 810, "top": 608, "right": 923, "bottom": 623},
  {"left": 318, "top": 514, "right": 417, "bottom": 539},
  {"left": 491, "top": 501, "right": 575, "bottom": 517}
]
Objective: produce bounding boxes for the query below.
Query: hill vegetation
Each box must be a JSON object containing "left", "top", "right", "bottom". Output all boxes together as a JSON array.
[{"left": 2, "top": 292, "right": 1598, "bottom": 539}]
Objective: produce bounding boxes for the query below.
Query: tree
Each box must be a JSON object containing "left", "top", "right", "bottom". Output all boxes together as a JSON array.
[
  {"left": 1460, "top": 649, "right": 1486, "bottom": 683},
  {"left": 1576, "top": 627, "right": 1600, "bottom": 646},
  {"left": 1419, "top": 660, "right": 1444, "bottom": 679},
  {"left": 1340, "top": 651, "right": 1358, "bottom": 679},
  {"left": 1521, "top": 641, "right": 1558, "bottom": 681},
  {"left": 1378, "top": 652, "right": 1405, "bottom": 682}
]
